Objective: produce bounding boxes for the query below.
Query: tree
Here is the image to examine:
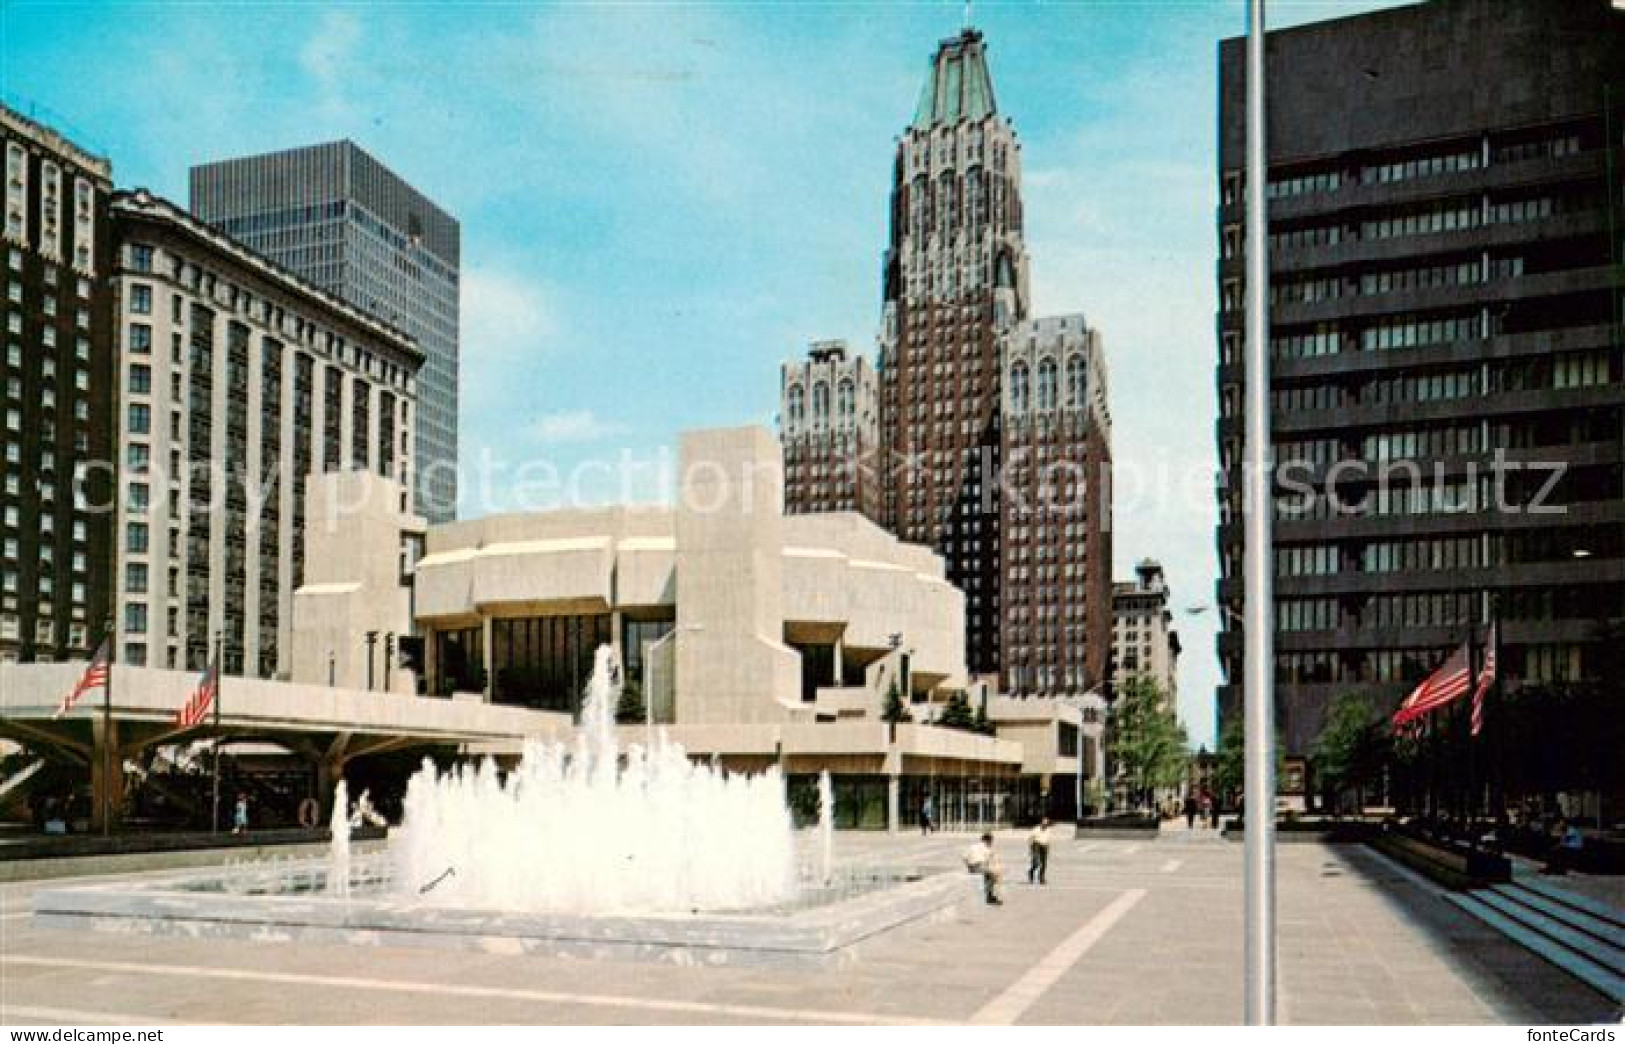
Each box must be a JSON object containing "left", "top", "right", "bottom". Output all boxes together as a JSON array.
[
  {"left": 1311, "top": 694, "right": 1390, "bottom": 815},
  {"left": 935, "top": 689, "right": 977, "bottom": 731},
  {"left": 882, "top": 678, "right": 912, "bottom": 725},
  {"left": 972, "top": 700, "right": 995, "bottom": 736},
  {"left": 1213, "top": 716, "right": 1286, "bottom": 805},
  {"left": 615, "top": 677, "right": 646, "bottom": 725},
  {"left": 1107, "top": 677, "right": 1188, "bottom": 809}
]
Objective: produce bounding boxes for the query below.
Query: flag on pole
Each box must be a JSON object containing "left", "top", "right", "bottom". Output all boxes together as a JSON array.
[
  {"left": 54, "top": 638, "right": 110, "bottom": 719},
  {"left": 1471, "top": 623, "right": 1496, "bottom": 737},
  {"left": 1392, "top": 641, "right": 1474, "bottom": 730},
  {"left": 177, "top": 655, "right": 219, "bottom": 729}
]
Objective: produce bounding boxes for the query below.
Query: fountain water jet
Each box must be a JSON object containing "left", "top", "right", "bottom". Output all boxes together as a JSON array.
[
  {"left": 817, "top": 769, "right": 834, "bottom": 885},
  {"left": 389, "top": 646, "right": 798, "bottom": 914}
]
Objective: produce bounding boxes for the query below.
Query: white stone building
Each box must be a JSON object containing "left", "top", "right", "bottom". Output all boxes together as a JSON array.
[
  {"left": 1110, "top": 559, "right": 1181, "bottom": 706},
  {"left": 109, "top": 190, "right": 422, "bottom": 679}
]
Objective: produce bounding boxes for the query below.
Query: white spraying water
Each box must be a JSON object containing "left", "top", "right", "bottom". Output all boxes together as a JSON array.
[
  {"left": 388, "top": 645, "right": 799, "bottom": 914},
  {"left": 328, "top": 778, "right": 352, "bottom": 899},
  {"left": 817, "top": 769, "right": 834, "bottom": 885}
]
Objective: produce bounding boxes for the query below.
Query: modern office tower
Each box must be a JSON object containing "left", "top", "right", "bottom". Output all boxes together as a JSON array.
[
  {"left": 1214, "top": 0, "right": 1625, "bottom": 767},
  {"left": 0, "top": 105, "right": 115, "bottom": 664},
  {"left": 109, "top": 189, "right": 421, "bottom": 678},
  {"left": 1111, "top": 559, "right": 1181, "bottom": 706},
  {"left": 778, "top": 27, "right": 1113, "bottom": 700},
  {"left": 780, "top": 340, "right": 882, "bottom": 522},
  {"left": 999, "top": 315, "right": 1112, "bottom": 697},
  {"left": 188, "top": 143, "right": 459, "bottom": 523}
]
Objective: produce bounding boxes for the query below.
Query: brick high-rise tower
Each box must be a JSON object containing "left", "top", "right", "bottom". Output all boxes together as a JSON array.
[
  {"left": 781, "top": 27, "right": 1113, "bottom": 701},
  {"left": 879, "top": 28, "right": 1030, "bottom": 680}
]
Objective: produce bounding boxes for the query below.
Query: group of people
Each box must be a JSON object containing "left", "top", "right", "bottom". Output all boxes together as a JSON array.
[
  {"left": 1174, "top": 790, "right": 1221, "bottom": 830},
  {"left": 962, "top": 818, "right": 1054, "bottom": 905}
]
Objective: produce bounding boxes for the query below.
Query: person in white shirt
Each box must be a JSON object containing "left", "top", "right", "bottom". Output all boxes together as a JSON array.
[
  {"left": 1027, "top": 818, "right": 1053, "bottom": 885},
  {"left": 964, "top": 833, "right": 1004, "bottom": 905}
]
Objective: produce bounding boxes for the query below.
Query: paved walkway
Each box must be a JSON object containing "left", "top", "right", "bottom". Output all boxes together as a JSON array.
[{"left": 0, "top": 833, "right": 1614, "bottom": 1025}]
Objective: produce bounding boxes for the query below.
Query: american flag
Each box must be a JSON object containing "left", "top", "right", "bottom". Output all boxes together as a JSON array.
[
  {"left": 1471, "top": 624, "right": 1497, "bottom": 737},
  {"left": 54, "top": 638, "right": 110, "bottom": 719},
  {"left": 1391, "top": 641, "right": 1473, "bottom": 730},
  {"left": 176, "top": 656, "right": 219, "bottom": 729}
]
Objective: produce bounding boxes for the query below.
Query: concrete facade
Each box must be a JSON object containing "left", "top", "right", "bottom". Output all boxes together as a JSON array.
[
  {"left": 410, "top": 427, "right": 970, "bottom": 723},
  {"left": 290, "top": 470, "right": 425, "bottom": 694},
  {"left": 305, "top": 425, "right": 1084, "bottom": 824}
]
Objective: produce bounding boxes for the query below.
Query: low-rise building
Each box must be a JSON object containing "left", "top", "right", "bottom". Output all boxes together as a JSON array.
[{"left": 293, "top": 425, "right": 1089, "bottom": 827}]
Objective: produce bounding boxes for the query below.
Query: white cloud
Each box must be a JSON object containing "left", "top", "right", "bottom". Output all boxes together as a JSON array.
[
  {"left": 463, "top": 266, "right": 556, "bottom": 357},
  {"left": 299, "top": 11, "right": 363, "bottom": 123},
  {"left": 530, "top": 409, "right": 627, "bottom": 444},
  {"left": 459, "top": 264, "right": 561, "bottom": 424}
]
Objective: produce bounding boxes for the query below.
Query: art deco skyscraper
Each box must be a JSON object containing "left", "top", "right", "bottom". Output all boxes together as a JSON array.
[
  {"left": 783, "top": 28, "right": 1113, "bottom": 700},
  {"left": 877, "top": 29, "right": 1030, "bottom": 680}
]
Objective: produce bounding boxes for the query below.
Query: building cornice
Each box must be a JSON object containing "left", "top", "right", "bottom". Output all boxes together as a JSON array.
[{"left": 111, "top": 188, "right": 423, "bottom": 368}]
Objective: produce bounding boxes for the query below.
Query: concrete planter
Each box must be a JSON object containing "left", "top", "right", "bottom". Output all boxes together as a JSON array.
[{"left": 1074, "top": 815, "right": 1160, "bottom": 840}]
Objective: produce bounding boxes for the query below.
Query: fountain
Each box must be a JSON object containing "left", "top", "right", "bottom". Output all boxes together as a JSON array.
[
  {"left": 389, "top": 647, "right": 797, "bottom": 914},
  {"left": 31, "top": 646, "right": 976, "bottom": 965}
]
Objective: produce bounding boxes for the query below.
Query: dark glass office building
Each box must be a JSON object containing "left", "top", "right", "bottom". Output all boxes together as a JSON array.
[
  {"left": 189, "top": 143, "right": 460, "bottom": 523},
  {"left": 1214, "top": 0, "right": 1625, "bottom": 772}
]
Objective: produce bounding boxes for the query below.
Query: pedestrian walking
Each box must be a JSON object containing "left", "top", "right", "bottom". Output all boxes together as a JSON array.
[
  {"left": 232, "top": 793, "right": 249, "bottom": 836},
  {"left": 964, "top": 833, "right": 1004, "bottom": 905},
  {"left": 1027, "top": 818, "right": 1052, "bottom": 885},
  {"left": 1183, "top": 794, "right": 1198, "bottom": 830},
  {"left": 920, "top": 794, "right": 936, "bottom": 835}
]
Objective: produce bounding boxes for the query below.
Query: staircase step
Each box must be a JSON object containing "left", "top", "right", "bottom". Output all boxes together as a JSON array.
[
  {"left": 1491, "top": 884, "right": 1625, "bottom": 953},
  {"left": 1447, "top": 892, "right": 1625, "bottom": 1004},
  {"left": 1473, "top": 889, "right": 1625, "bottom": 973},
  {"left": 1513, "top": 874, "right": 1625, "bottom": 932}
]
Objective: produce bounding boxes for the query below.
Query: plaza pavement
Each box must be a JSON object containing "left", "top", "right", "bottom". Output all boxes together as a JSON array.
[{"left": 0, "top": 829, "right": 1616, "bottom": 1026}]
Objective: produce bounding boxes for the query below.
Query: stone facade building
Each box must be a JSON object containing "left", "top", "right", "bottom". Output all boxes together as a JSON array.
[
  {"left": 1111, "top": 559, "right": 1180, "bottom": 706},
  {"left": 108, "top": 190, "right": 422, "bottom": 678}
]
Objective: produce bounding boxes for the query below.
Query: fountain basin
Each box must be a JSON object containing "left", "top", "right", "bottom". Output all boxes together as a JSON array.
[{"left": 31, "top": 861, "right": 976, "bottom": 967}]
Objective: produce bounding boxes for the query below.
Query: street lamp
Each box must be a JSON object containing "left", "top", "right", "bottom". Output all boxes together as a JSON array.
[
  {"left": 1242, "top": 0, "right": 1278, "bottom": 1024},
  {"left": 364, "top": 630, "right": 379, "bottom": 691}
]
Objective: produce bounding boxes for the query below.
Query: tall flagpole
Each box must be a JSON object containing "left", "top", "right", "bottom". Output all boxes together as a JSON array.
[
  {"left": 210, "top": 632, "right": 223, "bottom": 835},
  {"left": 101, "top": 615, "right": 115, "bottom": 839},
  {"left": 1242, "top": 0, "right": 1278, "bottom": 1025}
]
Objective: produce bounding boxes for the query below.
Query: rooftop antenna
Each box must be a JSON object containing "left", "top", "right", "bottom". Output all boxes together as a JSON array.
[{"left": 964, "top": 0, "right": 973, "bottom": 29}]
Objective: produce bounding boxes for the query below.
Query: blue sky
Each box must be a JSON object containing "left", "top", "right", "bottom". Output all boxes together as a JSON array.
[{"left": 1, "top": 0, "right": 1411, "bottom": 747}]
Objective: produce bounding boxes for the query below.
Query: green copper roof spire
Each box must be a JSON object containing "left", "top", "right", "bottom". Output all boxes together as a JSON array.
[{"left": 911, "top": 28, "right": 998, "bottom": 130}]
